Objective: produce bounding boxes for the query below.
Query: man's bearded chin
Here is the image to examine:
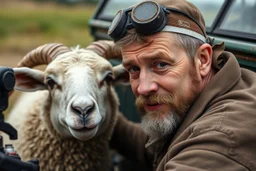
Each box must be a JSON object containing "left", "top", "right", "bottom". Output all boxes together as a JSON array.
[
  {"left": 140, "top": 110, "right": 182, "bottom": 138},
  {"left": 136, "top": 94, "right": 190, "bottom": 139}
]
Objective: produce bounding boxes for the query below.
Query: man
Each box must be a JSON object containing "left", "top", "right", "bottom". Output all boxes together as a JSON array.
[{"left": 107, "top": 0, "right": 256, "bottom": 170}]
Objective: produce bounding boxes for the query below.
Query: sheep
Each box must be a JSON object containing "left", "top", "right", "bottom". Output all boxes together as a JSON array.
[{"left": 5, "top": 41, "right": 127, "bottom": 171}]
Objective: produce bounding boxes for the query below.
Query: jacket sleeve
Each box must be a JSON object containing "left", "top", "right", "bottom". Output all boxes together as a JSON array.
[
  {"left": 164, "top": 129, "right": 249, "bottom": 171},
  {"left": 110, "top": 113, "right": 154, "bottom": 168}
]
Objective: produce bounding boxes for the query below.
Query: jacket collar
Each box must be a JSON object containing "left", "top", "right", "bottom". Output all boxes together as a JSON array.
[{"left": 145, "top": 132, "right": 174, "bottom": 148}]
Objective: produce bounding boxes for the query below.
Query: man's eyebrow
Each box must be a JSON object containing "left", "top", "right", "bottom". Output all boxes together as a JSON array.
[
  {"left": 122, "top": 58, "right": 133, "bottom": 67},
  {"left": 139, "top": 51, "right": 176, "bottom": 63},
  {"left": 122, "top": 51, "right": 175, "bottom": 66}
]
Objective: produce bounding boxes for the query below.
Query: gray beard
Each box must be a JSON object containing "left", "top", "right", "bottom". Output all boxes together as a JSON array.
[{"left": 140, "top": 110, "right": 182, "bottom": 139}]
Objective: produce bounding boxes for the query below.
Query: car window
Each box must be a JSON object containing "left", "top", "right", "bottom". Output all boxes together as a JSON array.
[
  {"left": 188, "top": 0, "right": 225, "bottom": 27},
  {"left": 220, "top": 0, "right": 256, "bottom": 34},
  {"left": 99, "top": 0, "right": 142, "bottom": 19}
]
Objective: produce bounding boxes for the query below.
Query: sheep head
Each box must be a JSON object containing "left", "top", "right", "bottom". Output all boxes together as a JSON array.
[{"left": 13, "top": 41, "right": 128, "bottom": 141}]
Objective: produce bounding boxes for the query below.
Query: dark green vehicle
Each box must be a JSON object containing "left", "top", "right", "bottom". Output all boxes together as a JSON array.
[
  {"left": 89, "top": 0, "right": 256, "bottom": 169},
  {"left": 89, "top": 0, "right": 256, "bottom": 122}
]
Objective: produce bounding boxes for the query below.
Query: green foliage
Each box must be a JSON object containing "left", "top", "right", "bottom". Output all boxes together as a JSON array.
[{"left": 0, "top": 2, "right": 97, "bottom": 52}]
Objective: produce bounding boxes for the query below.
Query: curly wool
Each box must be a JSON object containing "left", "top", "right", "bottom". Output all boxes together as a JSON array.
[{"left": 11, "top": 88, "right": 119, "bottom": 171}]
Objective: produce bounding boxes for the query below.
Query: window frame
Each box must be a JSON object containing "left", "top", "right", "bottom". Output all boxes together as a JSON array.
[{"left": 211, "top": 0, "right": 256, "bottom": 41}]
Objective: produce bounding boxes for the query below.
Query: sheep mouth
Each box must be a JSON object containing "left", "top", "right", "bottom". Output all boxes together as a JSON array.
[
  {"left": 69, "top": 126, "right": 99, "bottom": 141},
  {"left": 72, "top": 127, "right": 96, "bottom": 132}
]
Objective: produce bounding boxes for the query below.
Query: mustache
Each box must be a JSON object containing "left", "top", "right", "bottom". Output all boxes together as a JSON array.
[
  {"left": 135, "top": 93, "right": 189, "bottom": 116},
  {"left": 136, "top": 94, "right": 175, "bottom": 108}
]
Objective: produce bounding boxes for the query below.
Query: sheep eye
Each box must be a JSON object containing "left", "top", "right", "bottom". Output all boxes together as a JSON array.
[
  {"left": 99, "top": 71, "right": 113, "bottom": 87},
  {"left": 46, "top": 77, "right": 56, "bottom": 89},
  {"left": 105, "top": 72, "right": 113, "bottom": 83}
]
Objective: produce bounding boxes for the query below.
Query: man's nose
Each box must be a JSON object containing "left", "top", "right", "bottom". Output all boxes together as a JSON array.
[{"left": 137, "top": 71, "right": 158, "bottom": 96}]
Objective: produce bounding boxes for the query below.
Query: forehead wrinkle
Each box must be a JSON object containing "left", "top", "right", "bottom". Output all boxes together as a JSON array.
[
  {"left": 123, "top": 50, "right": 175, "bottom": 67},
  {"left": 122, "top": 36, "right": 180, "bottom": 67},
  {"left": 139, "top": 50, "right": 175, "bottom": 63}
]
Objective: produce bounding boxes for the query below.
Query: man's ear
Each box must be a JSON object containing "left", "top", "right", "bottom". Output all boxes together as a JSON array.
[
  {"left": 13, "top": 67, "right": 47, "bottom": 92},
  {"left": 113, "top": 64, "right": 130, "bottom": 85},
  {"left": 195, "top": 43, "right": 213, "bottom": 77}
]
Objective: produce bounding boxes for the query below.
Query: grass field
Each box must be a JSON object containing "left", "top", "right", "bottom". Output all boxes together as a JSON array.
[
  {"left": 0, "top": 1, "right": 96, "bottom": 54},
  {"left": 0, "top": 0, "right": 97, "bottom": 115}
]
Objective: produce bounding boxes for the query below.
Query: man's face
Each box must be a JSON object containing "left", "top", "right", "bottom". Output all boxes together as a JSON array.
[{"left": 122, "top": 32, "right": 202, "bottom": 138}]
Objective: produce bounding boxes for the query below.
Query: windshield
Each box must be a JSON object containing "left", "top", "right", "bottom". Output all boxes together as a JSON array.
[
  {"left": 189, "top": 0, "right": 224, "bottom": 27},
  {"left": 220, "top": 0, "right": 256, "bottom": 34}
]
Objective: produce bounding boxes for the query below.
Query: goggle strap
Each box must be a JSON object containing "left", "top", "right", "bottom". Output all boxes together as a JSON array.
[
  {"left": 166, "top": 7, "right": 205, "bottom": 37},
  {"left": 162, "top": 25, "right": 206, "bottom": 42}
]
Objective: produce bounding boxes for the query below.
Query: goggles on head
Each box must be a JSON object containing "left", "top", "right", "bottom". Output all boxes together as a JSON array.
[{"left": 108, "top": 0, "right": 206, "bottom": 42}]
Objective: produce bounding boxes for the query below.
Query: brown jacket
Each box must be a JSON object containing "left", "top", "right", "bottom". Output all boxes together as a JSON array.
[{"left": 111, "top": 51, "right": 256, "bottom": 171}]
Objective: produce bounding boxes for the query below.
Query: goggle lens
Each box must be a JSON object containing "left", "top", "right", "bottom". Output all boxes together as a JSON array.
[
  {"left": 108, "top": 1, "right": 165, "bottom": 41},
  {"left": 132, "top": 2, "right": 158, "bottom": 23},
  {"left": 108, "top": 10, "right": 122, "bottom": 34}
]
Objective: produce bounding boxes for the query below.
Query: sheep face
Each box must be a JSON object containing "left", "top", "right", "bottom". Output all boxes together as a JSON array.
[{"left": 14, "top": 49, "right": 128, "bottom": 141}]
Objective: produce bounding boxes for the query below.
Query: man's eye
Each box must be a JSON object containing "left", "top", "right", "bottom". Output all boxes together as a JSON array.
[
  {"left": 128, "top": 66, "right": 140, "bottom": 73},
  {"left": 155, "top": 62, "right": 168, "bottom": 69}
]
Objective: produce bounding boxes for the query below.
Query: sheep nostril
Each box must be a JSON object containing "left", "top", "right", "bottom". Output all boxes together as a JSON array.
[
  {"left": 72, "top": 106, "right": 81, "bottom": 115},
  {"left": 71, "top": 104, "right": 95, "bottom": 118},
  {"left": 83, "top": 105, "right": 94, "bottom": 116}
]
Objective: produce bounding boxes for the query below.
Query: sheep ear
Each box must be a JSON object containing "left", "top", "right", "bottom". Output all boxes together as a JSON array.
[
  {"left": 13, "top": 67, "right": 47, "bottom": 92},
  {"left": 113, "top": 64, "right": 130, "bottom": 85}
]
